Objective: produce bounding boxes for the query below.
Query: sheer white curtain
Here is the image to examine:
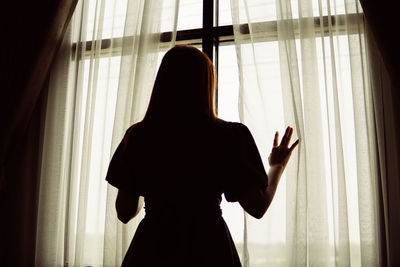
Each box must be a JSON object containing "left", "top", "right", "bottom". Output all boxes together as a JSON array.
[
  {"left": 35, "top": 0, "right": 382, "bottom": 265},
  {"left": 229, "top": 0, "right": 380, "bottom": 266},
  {"left": 35, "top": 0, "right": 179, "bottom": 266}
]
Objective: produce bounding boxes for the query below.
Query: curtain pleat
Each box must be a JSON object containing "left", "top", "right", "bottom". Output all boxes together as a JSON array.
[
  {"left": 230, "top": 0, "right": 380, "bottom": 266},
  {"left": 365, "top": 22, "right": 400, "bottom": 266},
  {"left": 1, "top": 1, "right": 77, "bottom": 263},
  {"left": 36, "top": 0, "right": 179, "bottom": 266},
  {"left": 1, "top": 0, "right": 78, "bottom": 177}
]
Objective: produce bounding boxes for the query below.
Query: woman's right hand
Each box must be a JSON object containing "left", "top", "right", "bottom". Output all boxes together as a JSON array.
[
  {"left": 238, "top": 126, "right": 299, "bottom": 219},
  {"left": 268, "top": 126, "right": 299, "bottom": 169}
]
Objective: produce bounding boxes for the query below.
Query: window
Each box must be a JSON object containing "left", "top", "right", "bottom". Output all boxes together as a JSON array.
[{"left": 69, "top": 0, "right": 368, "bottom": 265}]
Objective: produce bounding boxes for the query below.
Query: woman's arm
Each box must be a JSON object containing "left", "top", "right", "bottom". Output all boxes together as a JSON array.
[
  {"left": 115, "top": 190, "right": 144, "bottom": 224},
  {"left": 239, "top": 127, "right": 298, "bottom": 219}
]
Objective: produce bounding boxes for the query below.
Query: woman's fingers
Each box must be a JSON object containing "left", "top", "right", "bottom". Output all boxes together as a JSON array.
[
  {"left": 287, "top": 127, "right": 293, "bottom": 145},
  {"left": 280, "top": 127, "right": 288, "bottom": 146},
  {"left": 289, "top": 139, "right": 299, "bottom": 152},
  {"left": 273, "top": 131, "right": 279, "bottom": 147},
  {"left": 274, "top": 126, "right": 298, "bottom": 150},
  {"left": 280, "top": 126, "right": 292, "bottom": 147}
]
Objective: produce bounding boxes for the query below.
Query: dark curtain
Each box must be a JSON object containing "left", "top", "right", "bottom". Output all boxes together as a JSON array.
[
  {"left": 0, "top": 83, "right": 48, "bottom": 266},
  {"left": 360, "top": 1, "right": 400, "bottom": 266},
  {"left": 0, "top": 0, "right": 77, "bottom": 265}
]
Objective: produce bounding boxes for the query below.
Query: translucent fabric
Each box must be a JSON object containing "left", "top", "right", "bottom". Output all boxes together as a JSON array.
[
  {"left": 35, "top": 0, "right": 179, "bottom": 266},
  {"left": 229, "top": 0, "right": 380, "bottom": 266},
  {"left": 35, "top": 0, "right": 382, "bottom": 266}
]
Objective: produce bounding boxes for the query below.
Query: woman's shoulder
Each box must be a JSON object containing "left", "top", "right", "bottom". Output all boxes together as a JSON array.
[
  {"left": 210, "top": 119, "right": 256, "bottom": 150},
  {"left": 125, "top": 118, "right": 249, "bottom": 133},
  {"left": 121, "top": 121, "right": 146, "bottom": 144},
  {"left": 211, "top": 118, "right": 249, "bottom": 133}
]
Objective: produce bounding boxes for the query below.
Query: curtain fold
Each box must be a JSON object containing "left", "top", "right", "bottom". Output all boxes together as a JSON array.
[
  {"left": 0, "top": 0, "right": 78, "bottom": 179},
  {"left": 365, "top": 23, "right": 400, "bottom": 266},
  {"left": 1, "top": 0, "right": 77, "bottom": 265},
  {"left": 230, "top": 0, "right": 380, "bottom": 266},
  {"left": 358, "top": 1, "right": 400, "bottom": 93},
  {"left": 35, "top": 0, "right": 179, "bottom": 266},
  {"left": 0, "top": 82, "right": 48, "bottom": 266},
  {"left": 360, "top": 1, "right": 400, "bottom": 265}
]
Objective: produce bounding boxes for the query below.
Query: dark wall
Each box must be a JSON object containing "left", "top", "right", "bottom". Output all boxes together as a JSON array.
[
  {"left": 0, "top": 1, "right": 72, "bottom": 265},
  {"left": 0, "top": 86, "right": 47, "bottom": 266},
  {"left": 360, "top": 0, "right": 400, "bottom": 131},
  {"left": 360, "top": 1, "right": 400, "bottom": 265},
  {"left": 1, "top": 0, "right": 60, "bottom": 126}
]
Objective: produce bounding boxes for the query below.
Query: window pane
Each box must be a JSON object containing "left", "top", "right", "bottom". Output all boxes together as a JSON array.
[
  {"left": 80, "top": 51, "right": 167, "bottom": 265},
  {"left": 218, "top": 43, "right": 287, "bottom": 265},
  {"left": 160, "top": 0, "right": 202, "bottom": 32},
  {"left": 219, "top": 0, "right": 348, "bottom": 26},
  {"left": 218, "top": 0, "right": 232, "bottom": 26},
  {"left": 85, "top": 0, "right": 128, "bottom": 40},
  {"left": 217, "top": 45, "right": 243, "bottom": 260},
  {"left": 218, "top": 0, "right": 278, "bottom": 25},
  {"left": 84, "top": 0, "right": 202, "bottom": 40},
  {"left": 217, "top": 36, "right": 362, "bottom": 264},
  {"left": 177, "top": 0, "right": 202, "bottom": 30},
  {"left": 217, "top": 45, "right": 240, "bottom": 122}
]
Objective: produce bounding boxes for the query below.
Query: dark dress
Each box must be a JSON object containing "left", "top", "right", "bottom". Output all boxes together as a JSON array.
[{"left": 106, "top": 118, "right": 268, "bottom": 267}]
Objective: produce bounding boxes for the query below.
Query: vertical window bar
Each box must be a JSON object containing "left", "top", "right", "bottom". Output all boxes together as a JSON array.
[
  {"left": 202, "top": 0, "right": 213, "bottom": 60},
  {"left": 214, "top": 0, "right": 219, "bottom": 115}
]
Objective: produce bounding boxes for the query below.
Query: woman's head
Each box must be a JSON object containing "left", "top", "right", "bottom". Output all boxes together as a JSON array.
[{"left": 144, "top": 45, "right": 216, "bottom": 123}]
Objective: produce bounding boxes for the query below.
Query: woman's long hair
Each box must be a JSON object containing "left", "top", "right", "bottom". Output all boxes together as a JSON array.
[{"left": 143, "top": 45, "right": 216, "bottom": 124}]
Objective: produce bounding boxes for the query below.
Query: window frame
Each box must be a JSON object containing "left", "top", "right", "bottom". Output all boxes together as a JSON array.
[
  {"left": 67, "top": 1, "right": 367, "bottom": 264},
  {"left": 71, "top": 0, "right": 363, "bottom": 114}
]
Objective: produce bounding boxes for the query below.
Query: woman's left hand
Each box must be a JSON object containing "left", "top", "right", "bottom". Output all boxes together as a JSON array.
[{"left": 268, "top": 126, "right": 299, "bottom": 169}]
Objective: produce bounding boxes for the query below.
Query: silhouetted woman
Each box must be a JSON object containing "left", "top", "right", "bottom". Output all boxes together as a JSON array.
[{"left": 106, "top": 45, "right": 299, "bottom": 267}]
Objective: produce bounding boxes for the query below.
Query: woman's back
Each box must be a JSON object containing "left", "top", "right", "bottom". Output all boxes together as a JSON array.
[
  {"left": 106, "top": 118, "right": 268, "bottom": 266},
  {"left": 112, "top": 119, "right": 261, "bottom": 200}
]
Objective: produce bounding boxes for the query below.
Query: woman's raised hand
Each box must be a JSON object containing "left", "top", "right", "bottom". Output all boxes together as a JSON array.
[{"left": 268, "top": 126, "right": 299, "bottom": 169}]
